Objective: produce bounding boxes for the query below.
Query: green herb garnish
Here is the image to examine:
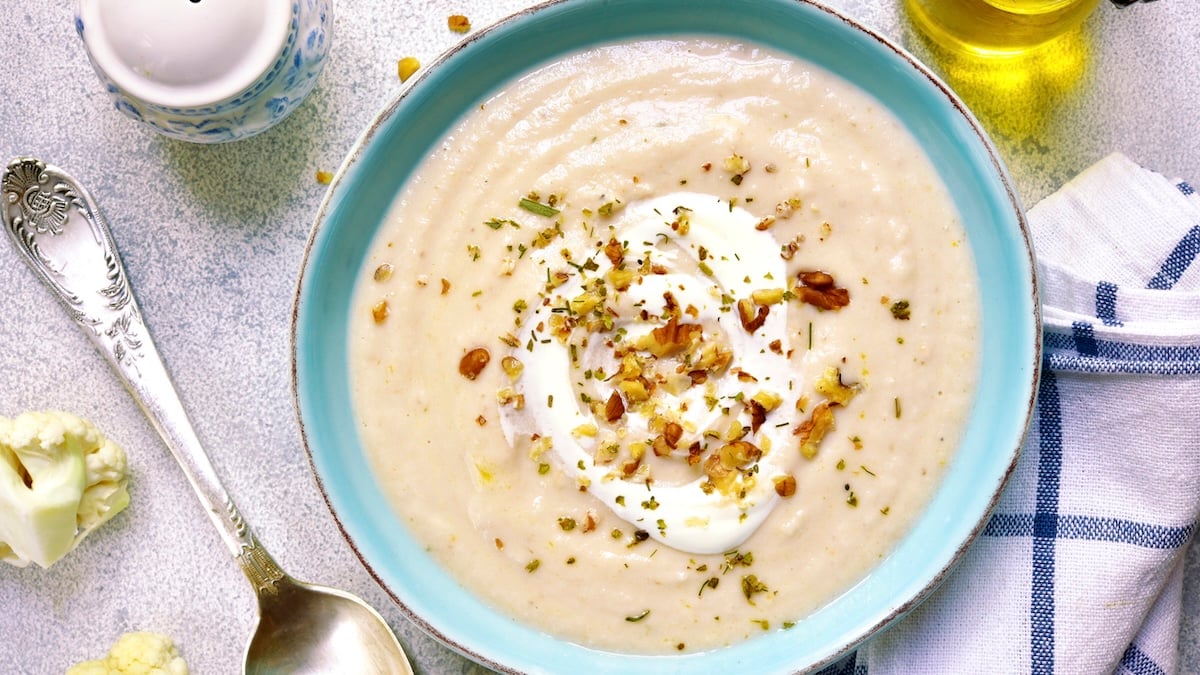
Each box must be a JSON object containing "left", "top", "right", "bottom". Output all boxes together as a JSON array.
[
  {"left": 741, "top": 574, "right": 769, "bottom": 604},
  {"left": 519, "top": 197, "right": 561, "bottom": 217},
  {"left": 625, "top": 609, "right": 651, "bottom": 623},
  {"left": 485, "top": 217, "right": 521, "bottom": 230}
]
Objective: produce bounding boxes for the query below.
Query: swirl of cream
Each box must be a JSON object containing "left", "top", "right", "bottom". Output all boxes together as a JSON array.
[{"left": 499, "top": 192, "right": 801, "bottom": 554}]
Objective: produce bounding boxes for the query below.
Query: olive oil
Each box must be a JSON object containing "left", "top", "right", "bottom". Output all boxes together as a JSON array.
[{"left": 905, "top": 0, "right": 1100, "bottom": 54}]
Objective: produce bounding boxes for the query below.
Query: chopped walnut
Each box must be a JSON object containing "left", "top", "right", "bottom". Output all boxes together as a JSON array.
[
  {"left": 569, "top": 287, "right": 604, "bottom": 316},
  {"left": 718, "top": 440, "right": 762, "bottom": 467},
  {"left": 618, "top": 377, "right": 651, "bottom": 403},
  {"left": 501, "top": 356, "right": 524, "bottom": 381},
  {"left": 661, "top": 290, "right": 683, "bottom": 320},
  {"left": 581, "top": 511, "right": 598, "bottom": 533},
  {"left": 775, "top": 197, "right": 802, "bottom": 219},
  {"left": 371, "top": 300, "right": 389, "bottom": 324},
  {"left": 734, "top": 370, "right": 758, "bottom": 383},
  {"left": 737, "top": 298, "right": 769, "bottom": 333},
  {"left": 686, "top": 340, "right": 733, "bottom": 374},
  {"left": 798, "top": 271, "right": 834, "bottom": 288},
  {"left": 773, "top": 474, "right": 797, "bottom": 497},
  {"left": 638, "top": 316, "right": 703, "bottom": 357},
  {"left": 459, "top": 348, "right": 490, "bottom": 380},
  {"left": 702, "top": 440, "right": 762, "bottom": 496},
  {"left": 496, "top": 387, "right": 525, "bottom": 410},
  {"left": 795, "top": 401, "right": 836, "bottom": 459},
  {"left": 703, "top": 453, "right": 736, "bottom": 491},
  {"left": 725, "top": 421, "right": 748, "bottom": 442},
  {"left": 746, "top": 399, "right": 767, "bottom": 433},
  {"left": 603, "top": 238, "right": 625, "bottom": 266},
  {"left": 397, "top": 56, "right": 420, "bottom": 83},
  {"left": 796, "top": 394, "right": 810, "bottom": 413},
  {"left": 594, "top": 442, "right": 620, "bottom": 465},
  {"left": 604, "top": 391, "right": 625, "bottom": 422},
  {"left": 546, "top": 270, "right": 571, "bottom": 290},
  {"left": 780, "top": 236, "right": 804, "bottom": 261},
  {"left": 796, "top": 270, "right": 850, "bottom": 310},
  {"left": 752, "top": 391, "right": 782, "bottom": 412},
  {"left": 528, "top": 435, "right": 552, "bottom": 461},
  {"left": 751, "top": 288, "right": 785, "bottom": 306},
  {"left": 606, "top": 267, "right": 636, "bottom": 291},
  {"left": 652, "top": 434, "right": 673, "bottom": 457},
  {"left": 663, "top": 421, "right": 683, "bottom": 448},
  {"left": 723, "top": 154, "right": 751, "bottom": 175},
  {"left": 621, "top": 457, "right": 643, "bottom": 477},
  {"left": 671, "top": 207, "right": 692, "bottom": 235},
  {"left": 814, "top": 366, "right": 859, "bottom": 406}
]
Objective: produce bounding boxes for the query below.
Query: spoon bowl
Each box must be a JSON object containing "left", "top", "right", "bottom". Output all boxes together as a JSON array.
[
  {"left": 247, "top": 574, "right": 413, "bottom": 675},
  {"left": 0, "top": 157, "right": 413, "bottom": 675}
]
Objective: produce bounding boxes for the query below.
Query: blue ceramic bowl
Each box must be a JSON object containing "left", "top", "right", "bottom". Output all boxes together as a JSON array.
[{"left": 293, "top": 1, "right": 1040, "bottom": 672}]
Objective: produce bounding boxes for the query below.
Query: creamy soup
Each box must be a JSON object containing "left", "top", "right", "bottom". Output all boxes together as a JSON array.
[{"left": 350, "top": 38, "right": 980, "bottom": 654}]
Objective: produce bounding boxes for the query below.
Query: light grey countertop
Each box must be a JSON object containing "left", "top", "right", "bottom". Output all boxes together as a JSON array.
[{"left": 1, "top": 1, "right": 1195, "bottom": 673}]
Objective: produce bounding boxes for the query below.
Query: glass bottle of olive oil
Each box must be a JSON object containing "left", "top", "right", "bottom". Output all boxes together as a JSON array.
[{"left": 905, "top": 0, "right": 1101, "bottom": 54}]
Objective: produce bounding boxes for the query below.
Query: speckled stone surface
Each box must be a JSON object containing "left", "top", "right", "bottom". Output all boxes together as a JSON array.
[{"left": 0, "top": 2, "right": 1195, "bottom": 674}]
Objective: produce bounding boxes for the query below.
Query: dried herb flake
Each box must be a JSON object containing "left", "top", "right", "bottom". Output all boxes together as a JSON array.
[{"left": 519, "top": 197, "right": 561, "bottom": 217}]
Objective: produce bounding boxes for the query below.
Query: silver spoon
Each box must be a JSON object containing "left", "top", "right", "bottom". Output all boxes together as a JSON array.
[{"left": 1, "top": 157, "right": 414, "bottom": 675}]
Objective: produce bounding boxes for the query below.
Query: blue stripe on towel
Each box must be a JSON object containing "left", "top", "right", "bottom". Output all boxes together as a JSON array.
[
  {"left": 1044, "top": 332, "right": 1200, "bottom": 375},
  {"left": 984, "top": 514, "right": 1193, "bottom": 549},
  {"left": 1146, "top": 225, "right": 1200, "bottom": 290},
  {"left": 1178, "top": 181, "right": 1195, "bottom": 196},
  {"left": 1119, "top": 642, "right": 1167, "bottom": 675},
  {"left": 1071, "top": 321, "right": 1099, "bottom": 357},
  {"left": 1096, "top": 281, "right": 1123, "bottom": 326},
  {"left": 1031, "top": 366, "right": 1062, "bottom": 675}
]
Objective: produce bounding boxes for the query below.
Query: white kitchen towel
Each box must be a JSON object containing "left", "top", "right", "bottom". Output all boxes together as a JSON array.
[{"left": 827, "top": 153, "right": 1200, "bottom": 675}]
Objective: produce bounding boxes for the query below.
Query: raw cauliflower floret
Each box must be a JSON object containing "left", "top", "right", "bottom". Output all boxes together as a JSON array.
[
  {"left": 67, "top": 631, "right": 188, "bottom": 675},
  {"left": 0, "top": 410, "right": 130, "bottom": 568}
]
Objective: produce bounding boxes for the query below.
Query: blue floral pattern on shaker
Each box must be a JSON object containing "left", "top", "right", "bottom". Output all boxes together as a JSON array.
[{"left": 75, "top": 0, "right": 332, "bottom": 144}]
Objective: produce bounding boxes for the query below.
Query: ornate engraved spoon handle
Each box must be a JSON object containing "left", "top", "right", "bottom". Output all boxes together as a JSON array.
[{"left": 1, "top": 158, "right": 285, "bottom": 592}]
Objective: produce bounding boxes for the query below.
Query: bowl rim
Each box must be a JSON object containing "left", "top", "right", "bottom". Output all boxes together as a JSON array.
[{"left": 291, "top": 0, "right": 1042, "bottom": 672}]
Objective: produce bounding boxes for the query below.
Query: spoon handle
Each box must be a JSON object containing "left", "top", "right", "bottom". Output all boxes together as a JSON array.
[{"left": 1, "top": 157, "right": 286, "bottom": 593}]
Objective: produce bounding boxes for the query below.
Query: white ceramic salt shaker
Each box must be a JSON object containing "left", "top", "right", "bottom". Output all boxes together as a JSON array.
[{"left": 75, "top": 0, "right": 333, "bottom": 143}]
